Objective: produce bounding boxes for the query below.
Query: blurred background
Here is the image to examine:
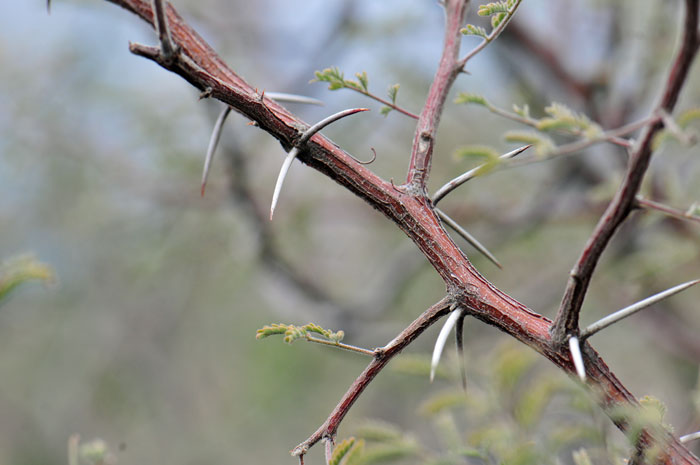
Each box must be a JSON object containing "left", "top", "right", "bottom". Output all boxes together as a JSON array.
[{"left": 1, "top": 0, "right": 699, "bottom": 464}]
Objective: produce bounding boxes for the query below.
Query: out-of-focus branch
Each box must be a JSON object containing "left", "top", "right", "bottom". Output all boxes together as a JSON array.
[
  {"left": 636, "top": 196, "right": 700, "bottom": 225},
  {"left": 551, "top": 0, "right": 700, "bottom": 344}
]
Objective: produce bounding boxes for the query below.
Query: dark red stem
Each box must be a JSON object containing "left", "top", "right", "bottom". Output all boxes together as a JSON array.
[{"left": 551, "top": 0, "right": 699, "bottom": 343}]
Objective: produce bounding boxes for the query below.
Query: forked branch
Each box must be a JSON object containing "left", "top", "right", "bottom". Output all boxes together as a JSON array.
[
  {"left": 96, "top": 1, "right": 700, "bottom": 463},
  {"left": 551, "top": 0, "right": 700, "bottom": 344}
]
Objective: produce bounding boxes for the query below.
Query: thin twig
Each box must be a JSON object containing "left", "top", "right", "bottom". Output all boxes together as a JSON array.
[
  {"left": 636, "top": 196, "right": 700, "bottom": 224},
  {"left": 406, "top": 0, "right": 469, "bottom": 190},
  {"left": 292, "top": 297, "right": 453, "bottom": 459},
  {"left": 152, "top": 0, "right": 176, "bottom": 62},
  {"left": 432, "top": 144, "right": 531, "bottom": 205},
  {"left": 324, "top": 438, "right": 333, "bottom": 465},
  {"left": 580, "top": 279, "right": 700, "bottom": 340},
  {"left": 458, "top": 0, "right": 524, "bottom": 69},
  {"left": 270, "top": 108, "right": 369, "bottom": 220},
  {"left": 350, "top": 87, "right": 419, "bottom": 119},
  {"left": 436, "top": 208, "right": 502, "bottom": 268},
  {"left": 551, "top": 0, "right": 700, "bottom": 344},
  {"left": 305, "top": 335, "right": 375, "bottom": 357}
]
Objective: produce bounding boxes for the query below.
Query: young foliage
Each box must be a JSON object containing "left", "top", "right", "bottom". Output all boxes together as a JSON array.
[
  {"left": 461, "top": 24, "right": 488, "bottom": 39},
  {"left": 313, "top": 67, "right": 403, "bottom": 118},
  {"left": 0, "top": 254, "right": 55, "bottom": 304},
  {"left": 330, "top": 437, "right": 361, "bottom": 465},
  {"left": 536, "top": 102, "right": 602, "bottom": 138},
  {"left": 256, "top": 322, "right": 345, "bottom": 344},
  {"left": 504, "top": 130, "right": 555, "bottom": 157},
  {"left": 454, "top": 92, "right": 489, "bottom": 107},
  {"left": 332, "top": 341, "right": 637, "bottom": 465},
  {"left": 477, "top": 2, "right": 510, "bottom": 16},
  {"left": 380, "top": 84, "right": 401, "bottom": 116}
]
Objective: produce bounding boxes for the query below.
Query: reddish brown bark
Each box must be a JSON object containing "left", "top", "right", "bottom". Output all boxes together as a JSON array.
[{"left": 101, "top": 1, "right": 700, "bottom": 463}]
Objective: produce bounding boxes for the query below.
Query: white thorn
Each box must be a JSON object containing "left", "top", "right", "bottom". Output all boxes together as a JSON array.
[
  {"left": 581, "top": 279, "right": 700, "bottom": 339},
  {"left": 431, "top": 309, "right": 461, "bottom": 382},
  {"left": 269, "top": 108, "right": 368, "bottom": 220},
  {"left": 432, "top": 144, "right": 531, "bottom": 205},
  {"left": 265, "top": 92, "right": 324, "bottom": 106},
  {"left": 680, "top": 431, "right": 700, "bottom": 443},
  {"left": 270, "top": 148, "right": 299, "bottom": 220},
  {"left": 436, "top": 209, "right": 502, "bottom": 269},
  {"left": 569, "top": 336, "right": 586, "bottom": 381},
  {"left": 201, "top": 106, "right": 232, "bottom": 196}
]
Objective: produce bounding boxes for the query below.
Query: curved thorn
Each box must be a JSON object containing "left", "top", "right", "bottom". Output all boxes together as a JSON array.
[
  {"left": 431, "top": 309, "right": 461, "bottom": 382},
  {"left": 299, "top": 108, "right": 369, "bottom": 145},
  {"left": 270, "top": 148, "right": 299, "bottom": 220},
  {"left": 201, "top": 106, "right": 232, "bottom": 196},
  {"left": 455, "top": 311, "right": 467, "bottom": 391},
  {"left": 270, "top": 108, "right": 369, "bottom": 219},
  {"left": 433, "top": 144, "right": 531, "bottom": 205},
  {"left": 680, "top": 431, "right": 700, "bottom": 443},
  {"left": 569, "top": 336, "right": 586, "bottom": 381},
  {"left": 436, "top": 209, "right": 502, "bottom": 268},
  {"left": 265, "top": 92, "right": 325, "bottom": 106},
  {"left": 580, "top": 279, "right": 700, "bottom": 340}
]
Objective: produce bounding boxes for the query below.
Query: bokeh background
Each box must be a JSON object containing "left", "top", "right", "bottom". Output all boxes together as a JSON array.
[{"left": 1, "top": 0, "right": 699, "bottom": 464}]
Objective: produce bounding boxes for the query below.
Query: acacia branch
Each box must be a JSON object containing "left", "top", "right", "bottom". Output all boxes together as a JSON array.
[
  {"left": 98, "top": 1, "right": 700, "bottom": 463},
  {"left": 551, "top": 0, "right": 700, "bottom": 344},
  {"left": 405, "top": 0, "right": 469, "bottom": 191},
  {"left": 291, "top": 297, "right": 453, "bottom": 457}
]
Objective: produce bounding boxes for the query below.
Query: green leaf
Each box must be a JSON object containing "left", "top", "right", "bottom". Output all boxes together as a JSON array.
[
  {"left": 380, "top": 106, "right": 393, "bottom": 117},
  {"left": 312, "top": 67, "right": 347, "bottom": 91},
  {"left": 572, "top": 448, "right": 593, "bottom": 465},
  {"left": 344, "top": 439, "right": 366, "bottom": 465},
  {"left": 503, "top": 131, "right": 554, "bottom": 157},
  {"left": 454, "top": 92, "right": 489, "bottom": 106},
  {"left": 420, "top": 391, "right": 468, "bottom": 416},
  {"left": 491, "top": 12, "right": 507, "bottom": 28},
  {"left": 461, "top": 24, "right": 488, "bottom": 38},
  {"left": 256, "top": 322, "right": 345, "bottom": 344},
  {"left": 330, "top": 437, "right": 356, "bottom": 465},
  {"left": 356, "top": 72, "right": 369, "bottom": 92},
  {"left": 678, "top": 107, "right": 700, "bottom": 128},
  {"left": 355, "top": 420, "right": 404, "bottom": 443},
  {"left": 391, "top": 354, "right": 448, "bottom": 379},
  {"left": 454, "top": 145, "right": 499, "bottom": 161},
  {"left": 512, "top": 103, "right": 530, "bottom": 119},
  {"left": 478, "top": 2, "right": 509, "bottom": 16},
  {"left": 0, "top": 254, "right": 55, "bottom": 303},
  {"left": 538, "top": 102, "right": 601, "bottom": 137},
  {"left": 492, "top": 343, "right": 537, "bottom": 394},
  {"left": 255, "top": 323, "right": 290, "bottom": 339},
  {"left": 356, "top": 441, "right": 419, "bottom": 465},
  {"left": 455, "top": 447, "right": 489, "bottom": 460},
  {"left": 387, "top": 84, "right": 399, "bottom": 105}
]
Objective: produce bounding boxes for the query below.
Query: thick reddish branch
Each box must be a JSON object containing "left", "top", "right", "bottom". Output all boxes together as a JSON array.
[
  {"left": 551, "top": 0, "right": 700, "bottom": 343},
  {"left": 103, "top": 1, "right": 700, "bottom": 463},
  {"left": 405, "top": 0, "right": 468, "bottom": 191}
]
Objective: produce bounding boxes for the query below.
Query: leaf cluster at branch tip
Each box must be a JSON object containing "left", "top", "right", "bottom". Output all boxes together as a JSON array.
[{"left": 256, "top": 322, "right": 345, "bottom": 344}]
